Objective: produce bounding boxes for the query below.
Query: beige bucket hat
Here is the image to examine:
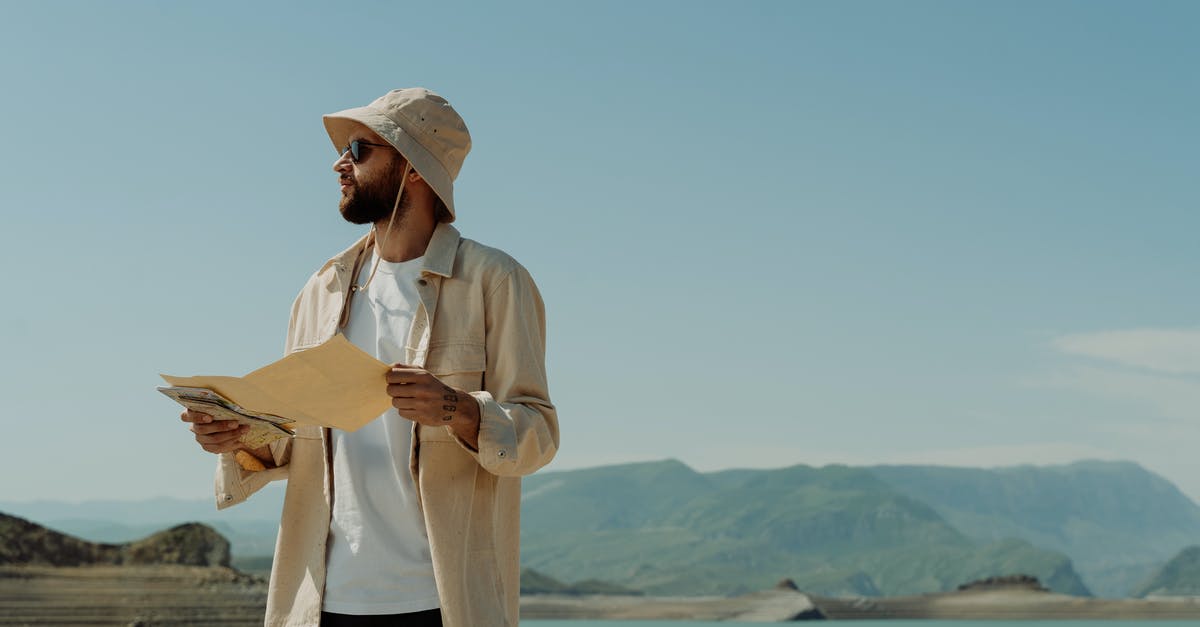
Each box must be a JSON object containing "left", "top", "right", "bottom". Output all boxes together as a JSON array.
[{"left": 323, "top": 87, "right": 471, "bottom": 221}]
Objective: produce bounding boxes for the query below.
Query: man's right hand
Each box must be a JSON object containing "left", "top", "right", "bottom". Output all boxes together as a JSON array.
[
  {"left": 181, "top": 409, "right": 250, "bottom": 454},
  {"left": 181, "top": 410, "right": 276, "bottom": 472}
]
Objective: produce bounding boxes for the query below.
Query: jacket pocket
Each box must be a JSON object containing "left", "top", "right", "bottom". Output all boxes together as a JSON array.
[
  {"left": 425, "top": 341, "right": 486, "bottom": 377},
  {"left": 426, "top": 341, "right": 486, "bottom": 393}
]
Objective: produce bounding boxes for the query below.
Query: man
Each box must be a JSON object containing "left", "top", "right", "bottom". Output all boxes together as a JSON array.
[{"left": 180, "top": 88, "right": 559, "bottom": 627}]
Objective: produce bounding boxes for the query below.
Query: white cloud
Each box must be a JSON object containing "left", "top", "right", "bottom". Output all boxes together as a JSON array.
[
  {"left": 1044, "top": 327, "right": 1200, "bottom": 422},
  {"left": 1053, "top": 328, "right": 1200, "bottom": 375},
  {"left": 1038, "top": 364, "right": 1200, "bottom": 420}
]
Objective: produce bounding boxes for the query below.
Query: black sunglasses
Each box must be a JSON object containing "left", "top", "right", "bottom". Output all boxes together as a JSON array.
[{"left": 338, "top": 140, "right": 391, "bottom": 162}]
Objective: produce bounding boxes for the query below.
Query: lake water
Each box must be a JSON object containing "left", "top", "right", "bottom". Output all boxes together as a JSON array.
[
  {"left": 526, "top": 622, "right": 1200, "bottom": 626},
  {"left": 525, "top": 614, "right": 1200, "bottom": 619}
]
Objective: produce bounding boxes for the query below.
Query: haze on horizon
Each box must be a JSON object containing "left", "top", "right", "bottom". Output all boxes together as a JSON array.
[{"left": 0, "top": 1, "right": 1197, "bottom": 504}]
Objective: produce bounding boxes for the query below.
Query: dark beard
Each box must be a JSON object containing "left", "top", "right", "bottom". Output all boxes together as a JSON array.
[{"left": 340, "top": 169, "right": 408, "bottom": 225}]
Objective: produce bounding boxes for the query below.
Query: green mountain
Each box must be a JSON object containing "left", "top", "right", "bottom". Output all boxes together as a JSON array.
[
  {"left": 521, "top": 460, "right": 1089, "bottom": 597},
  {"left": 1133, "top": 546, "right": 1200, "bottom": 597},
  {"left": 868, "top": 461, "right": 1200, "bottom": 597}
]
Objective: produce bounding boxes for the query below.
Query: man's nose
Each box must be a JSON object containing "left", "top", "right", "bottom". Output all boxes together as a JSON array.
[{"left": 333, "top": 151, "right": 352, "bottom": 172}]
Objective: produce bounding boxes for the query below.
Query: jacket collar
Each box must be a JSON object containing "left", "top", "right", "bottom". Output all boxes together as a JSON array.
[
  {"left": 420, "top": 221, "right": 461, "bottom": 278},
  {"left": 323, "top": 221, "right": 461, "bottom": 279},
  {"left": 332, "top": 222, "right": 461, "bottom": 331}
]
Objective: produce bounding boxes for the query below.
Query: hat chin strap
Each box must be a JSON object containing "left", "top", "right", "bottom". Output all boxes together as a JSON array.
[{"left": 355, "top": 162, "right": 412, "bottom": 293}]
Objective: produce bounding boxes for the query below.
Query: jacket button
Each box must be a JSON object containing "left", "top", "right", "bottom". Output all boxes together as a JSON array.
[
  {"left": 497, "top": 449, "right": 507, "bottom": 458},
  {"left": 222, "top": 494, "right": 232, "bottom": 502}
]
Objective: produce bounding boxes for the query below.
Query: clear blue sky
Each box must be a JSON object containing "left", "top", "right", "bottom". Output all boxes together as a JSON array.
[{"left": 1, "top": 1, "right": 1198, "bottom": 502}]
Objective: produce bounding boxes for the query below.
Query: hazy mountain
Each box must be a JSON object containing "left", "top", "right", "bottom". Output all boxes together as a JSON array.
[
  {"left": 0, "top": 486, "right": 286, "bottom": 559},
  {"left": 0, "top": 487, "right": 286, "bottom": 525},
  {"left": 869, "top": 461, "right": 1200, "bottom": 597},
  {"left": 1133, "top": 546, "right": 1200, "bottom": 597},
  {"left": 520, "top": 460, "right": 1089, "bottom": 597}
]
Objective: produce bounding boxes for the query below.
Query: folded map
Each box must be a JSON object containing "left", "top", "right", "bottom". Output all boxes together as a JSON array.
[
  {"left": 159, "top": 334, "right": 394, "bottom": 448},
  {"left": 158, "top": 385, "right": 296, "bottom": 448}
]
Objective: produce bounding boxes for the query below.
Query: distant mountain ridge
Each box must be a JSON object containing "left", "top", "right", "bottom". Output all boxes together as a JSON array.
[
  {"left": 0, "top": 487, "right": 287, "bottom": 525},
  {"left": 7, "top": 459, "right": 1197, "bottom": 598}
]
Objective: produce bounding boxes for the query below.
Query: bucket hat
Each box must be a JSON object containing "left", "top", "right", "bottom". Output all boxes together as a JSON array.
[{"left": 323, "top": 87, "right": 471, "bottom": 221}]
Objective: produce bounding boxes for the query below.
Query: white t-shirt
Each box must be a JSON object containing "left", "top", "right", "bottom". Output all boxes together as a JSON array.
[{"left": 323, "top": 251, "right": 440, "bottom": 614}]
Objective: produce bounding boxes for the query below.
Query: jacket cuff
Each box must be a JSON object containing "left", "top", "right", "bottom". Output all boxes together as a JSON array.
[
  {"left": 214, "top": 451, "right": 287, "bottom": 510},
  {"left": 450, "top": 391, "right": 522, "bottom": 473}
]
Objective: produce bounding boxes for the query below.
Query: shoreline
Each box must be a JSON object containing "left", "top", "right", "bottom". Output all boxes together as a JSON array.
[
  {"left": 5, "top": 565, "right": 1200, "bottom": 623},
  {"left": 522, "top": 586, "right": 1200, "bottom": 621}
]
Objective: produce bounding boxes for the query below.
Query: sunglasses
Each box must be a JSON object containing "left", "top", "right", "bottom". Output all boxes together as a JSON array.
[{"left": 338, "top": 140, "right": 391, "bottom": 163}]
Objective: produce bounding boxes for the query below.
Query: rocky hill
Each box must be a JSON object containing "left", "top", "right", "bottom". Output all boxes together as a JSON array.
[
  {"left": 0, "top": 512, "right": 230, "bottom": 567},
  {"left": 1133, "top": 546, "right": 1200, "bottom": 597}
]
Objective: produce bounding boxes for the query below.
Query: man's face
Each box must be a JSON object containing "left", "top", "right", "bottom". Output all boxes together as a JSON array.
[{"left": 333, "top": 130, "right": 408, "bottom": 225}]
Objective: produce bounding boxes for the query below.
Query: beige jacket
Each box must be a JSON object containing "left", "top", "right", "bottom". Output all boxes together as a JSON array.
[{"left": 213, "top": 222, "right": 558, "bottom": 627}]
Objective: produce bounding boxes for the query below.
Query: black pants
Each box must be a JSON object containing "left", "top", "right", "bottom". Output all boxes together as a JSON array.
[{"left": 320, "top": 608, "right": 442, "bottom": 627}]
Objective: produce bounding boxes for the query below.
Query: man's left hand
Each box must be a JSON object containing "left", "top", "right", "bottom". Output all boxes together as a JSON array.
[{"left": 386, "top": 364, "right": 481, "bottom": 448}]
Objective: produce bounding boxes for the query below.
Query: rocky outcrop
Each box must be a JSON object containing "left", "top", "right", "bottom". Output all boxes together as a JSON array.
[
  {"left": 124, "top": 523, "right": 230, "bottom": 568},
  {"left": 958, "top": 574, "right": 1048, "bottom": 592},
  {"left": 776, "top": 577, "right": 800, "bottom": 590},
  {"left": 0, "top": 513, "right": 228, "bottom": 568}
]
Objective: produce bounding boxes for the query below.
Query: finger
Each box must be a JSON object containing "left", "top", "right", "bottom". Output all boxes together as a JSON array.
[
  {"left": 196, "top": 425, "right": 248, "bottom": 446},
  {"left": 201, "top": 439, "right": 244, "bottom": 454},
  {"left": 190, "top": 420, "right": 244, "bottom": 435},
  {"left": 181, "top": 410, "right": 214, "bottom": 424},
  {"left": 386, "top": 384, "right": 420, "bottom": 398},
  {"left": 196, "top": 424, "right": 247, "bottom": 442},
  {"left": 385, "top": 369, "right": 425, "bottom": 383}
]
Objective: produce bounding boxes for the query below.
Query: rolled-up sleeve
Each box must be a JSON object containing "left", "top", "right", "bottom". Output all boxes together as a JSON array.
[{"left": 213, "top": 438, "right": 290, "bottom": 509}]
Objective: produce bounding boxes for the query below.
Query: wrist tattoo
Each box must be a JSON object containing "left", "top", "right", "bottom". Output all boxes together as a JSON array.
[{"left": 440, "top": 386, "right": 460, "bottom": 422}]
